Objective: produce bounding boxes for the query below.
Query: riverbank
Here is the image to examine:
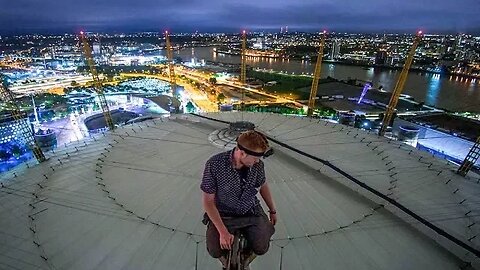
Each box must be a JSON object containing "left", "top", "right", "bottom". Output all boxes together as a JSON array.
[
  {"left": 213, "top": 48, "right": 478, "bottom": 79},
  {"left": 244, "top": 69, "right": 461, "bottom": 115},
  {"left": 213, "top": 48, "right": 283, "bottom": 59}
]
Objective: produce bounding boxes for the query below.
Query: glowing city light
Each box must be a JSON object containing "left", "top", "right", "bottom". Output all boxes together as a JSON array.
[{"left": 358, "top": 83, "right": 372, "bottom": 104}]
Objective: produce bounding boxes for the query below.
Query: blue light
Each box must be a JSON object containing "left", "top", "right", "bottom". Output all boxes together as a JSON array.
[
  {"left": 358, "top": 83, "right": 372, "bottom": 104},
  {"left": 425, "top": 74, "right": 441, "bottom": 106}
]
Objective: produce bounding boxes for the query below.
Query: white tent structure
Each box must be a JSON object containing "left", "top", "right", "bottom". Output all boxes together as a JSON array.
[{"left": 1, "top": 112, "right": 479, "bottom": 270}]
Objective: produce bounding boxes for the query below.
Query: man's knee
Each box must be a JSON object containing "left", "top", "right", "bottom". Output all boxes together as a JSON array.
[
  {"left": 207, "top": 245, "right": 223, "bottom": 258},
  {"left": 251, "top": 240, "right": 270, "bottom": 255},
  {"left": 249, "top": 217, "right": 275, "bottom": 255},
  {"left": 206, "top": 234, "right": 224, "bottom": 258},
  {"left": 206, "top": 225, "right": 223, "bottom": 258}
]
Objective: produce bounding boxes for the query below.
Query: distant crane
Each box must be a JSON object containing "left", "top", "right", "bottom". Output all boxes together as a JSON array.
[
  {"left": 457, "top": 136, "right": 480, "bottom": 176},
  {"left": 165, "top": 31, "right": 177, "bottom": 96},
  {"left": 378, "top": 31, "right": 423, "bottom": 136},
  {"left": 79, "top": 31, "right": 115, "bottom": 131},
  {"left": 240, "top": 30, "right": 247, "bottom": 112},
  {"left": 240, "top": 30, "right": 247, "bottom": 84},
  {"left": 0, "top": 75, "right": 46, "bottom": 162},
  {"left": 307, "top": 31, "right": 327, "bottom": 117}
]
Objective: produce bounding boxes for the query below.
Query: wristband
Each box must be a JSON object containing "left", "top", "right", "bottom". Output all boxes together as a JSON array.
[{"left": 269, "top": 210, "right": 277, "bottom": 214}]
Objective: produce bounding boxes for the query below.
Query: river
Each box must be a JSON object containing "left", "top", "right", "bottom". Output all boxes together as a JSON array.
[{"left": 173, "top": 47, "right": 480, "bottom": 113}]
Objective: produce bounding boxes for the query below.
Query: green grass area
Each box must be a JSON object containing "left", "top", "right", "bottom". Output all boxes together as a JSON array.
[
  {"left": 247, "top": 70, "right": 336, "bottom": 99},
  {"left": 235, "top": 104, "right": 305, "bottom": 115},
  {"left": 236, "top": 104, "right": 336, "bottom": 117}
]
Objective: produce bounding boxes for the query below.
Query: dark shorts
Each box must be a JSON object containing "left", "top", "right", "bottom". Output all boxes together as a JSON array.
[{"left": 204, "top": 206, "right": 275, "bottom": 258}]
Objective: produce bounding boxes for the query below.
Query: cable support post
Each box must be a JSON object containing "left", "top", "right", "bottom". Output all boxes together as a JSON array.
[{"left": 80, "top": 32, "right": 115, "bottom": 130}]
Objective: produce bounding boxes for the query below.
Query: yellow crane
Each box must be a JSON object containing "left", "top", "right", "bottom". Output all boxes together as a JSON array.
[
  {"left": 457, "top": 136, "right": 480, "bottom": 176},
  {"left": 165, "top": 31, "right": 177, "bottom": 96},
  {"left": 307, "top": 31, "right": 327, "bottom": 117},
  {"left": 0, "top": 76, "right": 46, "bottom": 162},
  {"left": 378, "top": 31, "right": 423, "bottom": 136},
  {"left": 79, "top": 31, "right": 115, "bottom": 131},
  {"left": 240, "top": 30, "right": 247, "bottom": 112},
  {"left": 241, "top": 30, "right": 247, "bottom": 84}
]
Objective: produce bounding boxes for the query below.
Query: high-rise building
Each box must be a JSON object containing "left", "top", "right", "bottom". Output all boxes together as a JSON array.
[
  {"left": 253, "top": 38, "right": 264, "bottom": 49},
  {"left": 330, "top": 39, "right": 340, "bottom": 60},
  {"left": 92, "top": 42, "right": 101, "bottom": 55},
  {"left": 375, "top": 49, "right": 388, "bottom": 65}
]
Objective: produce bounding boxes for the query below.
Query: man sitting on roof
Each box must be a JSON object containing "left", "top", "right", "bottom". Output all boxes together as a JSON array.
[{"left": 201, "top": 130, "right": 277, "bottom": 270}]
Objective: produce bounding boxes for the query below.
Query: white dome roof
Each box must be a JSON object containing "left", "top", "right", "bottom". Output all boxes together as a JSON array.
[{"left": 1, "top": 112, "right": 478, "bottom": 270}]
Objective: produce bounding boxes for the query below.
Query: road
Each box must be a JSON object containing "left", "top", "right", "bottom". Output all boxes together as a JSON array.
[
  {"left": 175, "top": 67, "right": 306, "bottom": 109},
  {"left": 120, "top": 72, "right": 219, "bottom": 112}
]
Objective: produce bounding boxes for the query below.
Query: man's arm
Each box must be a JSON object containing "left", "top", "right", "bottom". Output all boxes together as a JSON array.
[
  {"left": 259, "top": 182, "right": 277, "bottom": 225},
  {"left": 202, "top": 192, "right": 234, "bottom": 249}
]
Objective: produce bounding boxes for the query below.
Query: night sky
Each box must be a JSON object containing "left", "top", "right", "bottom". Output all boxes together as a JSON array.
[{"left": 1, "top": 0, "right": 479, "bottom": 34}]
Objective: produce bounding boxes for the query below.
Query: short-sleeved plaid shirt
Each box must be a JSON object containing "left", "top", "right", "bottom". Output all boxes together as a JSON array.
[{"left": 200, "top": 149, "right": 266, "bottom": 216}]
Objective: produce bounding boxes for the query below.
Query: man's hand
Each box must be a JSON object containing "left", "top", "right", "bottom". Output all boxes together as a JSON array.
[
  {"left": 269, "top": 211, "right": 277, "bottom": 225},
  {"left": 260, "top": 183, "right": 277, "bottom": 226},
  {"left": 203, "top": 192, "right": 233, "bottom": 250},
  {"left": 219, "top": 230, "right": 234, "bottom": 250}
]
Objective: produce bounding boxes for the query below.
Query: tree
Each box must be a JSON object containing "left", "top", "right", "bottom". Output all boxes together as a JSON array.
[
  {"left": 10, "top": 144, "right": 24, "bottom": 158},
  {"left": 217, "top": 93, "right": 226, "bottom": 103},
  {"left": 71, "top": 81, "right": 78, "bottom": 87},
  {"left": 209, "top": 77, "right": 217, "bottom": 85},
  {"left": 354, "top": 115, "right": 367, "bottom": 128},
  {"left": 0, "top": 147, "right": 11, "bottom": 161},
  {"left": 186, "top": 101, "right": 196, "bottom": 113}
]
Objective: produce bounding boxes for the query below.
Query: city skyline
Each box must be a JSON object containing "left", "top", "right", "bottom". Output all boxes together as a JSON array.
[{"left": 1, "top": 0, "right": 480, "bottom": 35}]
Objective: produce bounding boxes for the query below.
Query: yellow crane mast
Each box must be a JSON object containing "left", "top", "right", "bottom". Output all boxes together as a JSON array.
[
  {"left": 307, "top": 31, "right": 327, "bottom": 117},
  {"left": 378, "top": 31, "right": 423, "bottom": 136},
  {"left": 165, "top": 31, "right": 177, "bottom": 96},
  {"left": 240, "top": 30, "right": 247, "bottom": 111},
  {"left": 457, "top": 136, "right": 480, "bottom": 176},
  {"left": 79, "top": 31, "right": 115, "bottom": 131},
  {"left": 0, "top": 76, "right": 46, "bottom": 162},
  {"left": 241, "top": 30, "right": 247, "bottom": 84}
]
